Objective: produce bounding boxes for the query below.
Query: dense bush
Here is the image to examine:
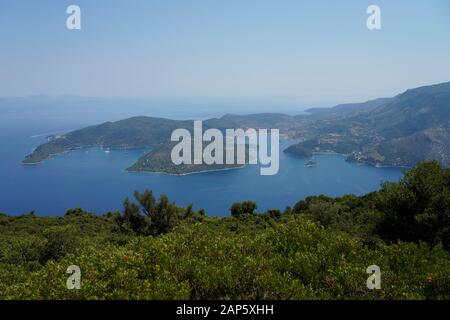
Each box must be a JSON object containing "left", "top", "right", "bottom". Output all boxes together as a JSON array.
[
  {"left": 375, "top": 161, "right": 450, "bottom": 248},
  {"left": 2, "top": 217, "right": 449, "bottom": 300}
]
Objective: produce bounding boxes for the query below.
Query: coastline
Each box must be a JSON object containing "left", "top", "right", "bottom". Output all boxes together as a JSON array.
[
  {"left": 301, "top": 150, "right": 411, "bottom": 170},
  {"left": 22, "top": 142, "right": 411, "bottom": 172},
  {"left": 22, "top": 145, "right": 151, "bottom": 165},
  {"left": 126, "top": 164, "right": 246, "bottom": 176},
  {"left": 22, "top": 149, "right": 75, "bottom": 165}
]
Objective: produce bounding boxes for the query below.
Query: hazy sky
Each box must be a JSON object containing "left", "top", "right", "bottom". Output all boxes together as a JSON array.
[{"left": 1, "top": 0, "right": 449, "bottom": 104}]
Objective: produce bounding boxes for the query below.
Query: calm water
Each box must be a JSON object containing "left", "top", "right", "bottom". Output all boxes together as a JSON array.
[{"left": 0, "top": 97, "right": 404, "bottom": 216}]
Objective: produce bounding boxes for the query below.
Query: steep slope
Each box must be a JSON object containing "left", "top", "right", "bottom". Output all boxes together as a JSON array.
[
  {"left": 287, "top": 82, "right": 450, "bottom": 167},
  {"left": 355, "top": 82, "right": 450, "bottom": 138}
]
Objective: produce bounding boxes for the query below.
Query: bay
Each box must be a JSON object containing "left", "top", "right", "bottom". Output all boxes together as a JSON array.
[{"left": 0, "top": 97, "right": 404, "bottom": 216}]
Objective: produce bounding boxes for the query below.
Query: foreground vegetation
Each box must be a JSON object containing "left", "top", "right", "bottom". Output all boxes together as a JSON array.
[{"left": 1, "top": 161, "right": 450, "bottom": 299}]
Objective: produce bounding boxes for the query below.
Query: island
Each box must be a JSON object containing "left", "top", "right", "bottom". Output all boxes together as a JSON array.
[{"left": 126, "top": 142, "right": 247, "bottom": 175}]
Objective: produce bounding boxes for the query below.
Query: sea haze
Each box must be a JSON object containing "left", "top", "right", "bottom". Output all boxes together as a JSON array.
[{"left": 0, "top": 97, "right": 403, "bottom": 216}]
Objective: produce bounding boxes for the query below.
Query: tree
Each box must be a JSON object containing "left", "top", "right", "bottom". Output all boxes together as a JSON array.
[
  {"left": 267, "top": 209, "right": 281, "bottom": 219},
  {"left": 115, "top": 198, "right": 148, "bottom": 235},
  {"left": 242, "top": 201, "right": 257, "bottom": 215},
  {"left": 375, "top": 161, "right": 450, "bottom": 248},
  {"left": 150, "top": 194, "right": 178, "bottom": 235},
  {"left": 293, "top": 195, "right": 333, "bottom": 214},
  {"left": 134, "top": 190, "right": 156, "bottom": 217},
  {"left": 230, "top": 201, "right": 257, "bottom": 217},
  {"left": 115, "top": 190, "right": 201, "bottom": 236},
  {"left": 184, "top": 203, "right": 194, "bottom": 219}
]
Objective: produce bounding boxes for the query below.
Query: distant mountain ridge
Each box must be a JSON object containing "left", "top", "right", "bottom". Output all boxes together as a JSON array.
[
  {"left": 23, "top": 81, "right": 450, "bottom": 171},
  {"left": 287, "top": 81, "right": 450, "bottom": 167},
  {"left": 305, "top": 97, "right": 392, "bottom": 119}
]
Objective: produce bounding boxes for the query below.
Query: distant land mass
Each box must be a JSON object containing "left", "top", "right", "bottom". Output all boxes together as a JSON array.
[
  {"left": 294, "top": 81, "right": 450, "bottom": 167},
  {"left": 23, "top": 81, "right": 450, "bottom": 172},
  {"left": 127, "top": 141, "right": 249, "bottom": 175}
]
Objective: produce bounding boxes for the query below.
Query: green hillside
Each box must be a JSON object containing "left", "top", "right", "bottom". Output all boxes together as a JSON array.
[{"left": 288, "top": 82, "right": 450, "bottom": 166}]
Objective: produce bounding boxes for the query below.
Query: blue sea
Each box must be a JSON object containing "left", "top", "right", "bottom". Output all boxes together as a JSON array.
[{"left": 0, "top": 97, "right": 404, "bottom": 216}]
